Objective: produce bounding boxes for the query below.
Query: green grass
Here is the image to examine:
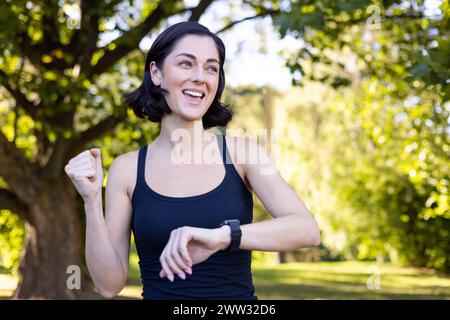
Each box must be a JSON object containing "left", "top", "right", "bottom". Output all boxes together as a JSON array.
[
  {"left": 1, "top": 259, "right": 449, "bottom": 299},
  {"left": 250, "top": 261, "right": 449, "bottom": 299}
]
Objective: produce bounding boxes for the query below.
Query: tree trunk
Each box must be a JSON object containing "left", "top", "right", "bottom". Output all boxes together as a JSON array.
[
  {"left": 278, "top": 252, "right": 288, "bottom": 264},
  {"left": 13, "top": 177, "right": 93, "bottom": 299}
]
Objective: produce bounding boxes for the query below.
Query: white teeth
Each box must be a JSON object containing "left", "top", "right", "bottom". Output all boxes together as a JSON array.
[{"left": 182, "top": 90, "right": 203, "bottom": 98}]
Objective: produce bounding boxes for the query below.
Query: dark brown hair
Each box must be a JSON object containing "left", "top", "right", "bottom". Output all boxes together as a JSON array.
[{"left": 124, "top": 21, "right": 232, "bottom": 129}]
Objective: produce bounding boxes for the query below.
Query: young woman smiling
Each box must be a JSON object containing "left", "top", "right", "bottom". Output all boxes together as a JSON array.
[{"left": 64, "top": 21, "right": 320, "bottom": 300}]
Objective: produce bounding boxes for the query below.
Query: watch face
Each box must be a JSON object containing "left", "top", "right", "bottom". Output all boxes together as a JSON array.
[{"left": 220, "top": 219, "right": 240, "bottom": 228}]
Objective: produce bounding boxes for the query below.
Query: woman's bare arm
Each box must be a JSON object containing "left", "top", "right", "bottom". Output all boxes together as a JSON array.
[
  {"left": 225, "top": 136, "right": 320, "bottom": 251},
  {"left": 86, "top": 153, "right": 133, "bottom": 298},
  {"left": 72, "top": 152, "right": 133, "bottom": 298}
]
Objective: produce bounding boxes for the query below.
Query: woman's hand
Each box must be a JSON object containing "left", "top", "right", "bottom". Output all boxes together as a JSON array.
[
  {"left": 64, "top": 148, "right": 103, "bottom": 202},
  {"left": 159, "top": 226, "right": 230, "bottom": 281}
]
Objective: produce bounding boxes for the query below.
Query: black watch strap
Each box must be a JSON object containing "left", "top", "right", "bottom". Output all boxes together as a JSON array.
[{"left": 220, "top": 219, "right": 242, "bottom": 253}]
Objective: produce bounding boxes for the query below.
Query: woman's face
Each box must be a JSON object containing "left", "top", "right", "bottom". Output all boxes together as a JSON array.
[{"left": 150, "top": 34, "right": 221, "bottom": 121}]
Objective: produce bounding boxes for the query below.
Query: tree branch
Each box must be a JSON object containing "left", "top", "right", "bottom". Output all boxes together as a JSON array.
[
  {"left": 0, "top": 69, "right": 39, "bottom": 118},
  {"left": 78, "top": 0, "right": 101, "bottom": 74},
  {"left": 188, "top": 0, "right": 215, "bottom": 22},
  {"left": 69, "top": 112, "right": 127, "bottom": 157},
  {"left": 41, "top": 135, "right": 71, "bottom": 179},
  {"left": 15, "top": 31, "right": 70, "bottom": 71},
  {"left": 14, "top": 31, "right": 46, "bottom": 70},
  {"left": 0, "top": 131, "right": 39, "bottom": 201},
  {"left": 0, "top": 188, "right": 30, "bottom": 222},
  {"left": 2, "top": 4, "right": 69, "bottom": 72},
  {"left": 216, "top": 8, "right": 281, "bottom": 34},
  {"left": 87, "top": 2, "right": 171, "bottom": 78},
  {"left": 323, "top": 12, "right": 427, "bottom": 26},
  {"left": 41, "top": 0, "right": 61, "bottom": 52}
]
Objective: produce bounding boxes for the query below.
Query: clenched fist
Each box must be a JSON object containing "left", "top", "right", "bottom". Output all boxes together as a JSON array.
[{"left": 65, "top": 148, "right": 104, "bottom": 202}]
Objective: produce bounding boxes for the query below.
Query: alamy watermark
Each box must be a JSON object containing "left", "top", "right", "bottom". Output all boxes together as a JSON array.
[
  {"left": 169, "top": 121, "right": 280, "bottom": 176},
  {"left": 66, "top": 265, "right": 81, "bottom": 290},
  {"left": 366, "top": 5, "right": 382, "bottom": 30},
  {"left": 366, "top": 265, "right": 381, "bottom": 290}
]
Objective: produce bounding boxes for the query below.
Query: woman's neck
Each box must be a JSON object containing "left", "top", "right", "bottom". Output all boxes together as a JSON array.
[{"left": 151, "top": 116, "right": 218, "bottom": 164}]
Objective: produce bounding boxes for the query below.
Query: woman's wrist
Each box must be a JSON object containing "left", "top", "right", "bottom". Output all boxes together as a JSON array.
[
  {"left": 84, "top": 192, "right": 102, "bottom": 204},
  {"left": 216, "top": 225, "right": 231, "bottom": 251},
  {"left": 83, "top": 194, "right": 103, "bottom": 213}
]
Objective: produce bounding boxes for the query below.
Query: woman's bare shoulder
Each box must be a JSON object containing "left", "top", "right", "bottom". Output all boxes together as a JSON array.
[
  {"left": 224, "top": 135, "right": 253, "bottom": 165},
  {"left": 108, "top": 148, "right": 140, "bottom": 199},
  {"left": 224, "top": 135, "right": 253, "bottom": 192}
]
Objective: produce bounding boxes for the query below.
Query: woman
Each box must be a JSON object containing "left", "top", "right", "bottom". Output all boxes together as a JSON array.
[{"left": 64, "top": 21, "right": 320, "bottom": 300}]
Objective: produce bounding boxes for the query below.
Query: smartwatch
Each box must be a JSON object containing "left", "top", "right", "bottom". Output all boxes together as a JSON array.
[{"left": 219, "top": 219, "right": 242, "bottom": 253}]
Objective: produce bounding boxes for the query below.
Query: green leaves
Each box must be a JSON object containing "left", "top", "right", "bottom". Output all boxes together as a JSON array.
[{"left": 0, "top": 209, "right": 25, "bottom": 273}]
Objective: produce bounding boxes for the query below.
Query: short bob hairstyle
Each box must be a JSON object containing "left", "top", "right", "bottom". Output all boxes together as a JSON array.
[{"left": 124, "top": 21, "right": 232, "bottom": 129}]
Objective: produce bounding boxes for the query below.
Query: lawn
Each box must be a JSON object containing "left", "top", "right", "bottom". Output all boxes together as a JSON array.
[{"left": 1, "top": 258, "right": 448, "bottom": 299}]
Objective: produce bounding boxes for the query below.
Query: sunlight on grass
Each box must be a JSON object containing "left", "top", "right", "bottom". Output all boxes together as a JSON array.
[
  {"left": 1, "top": 261, "right": 449, "bottom": 299},
  {"left": 0, "top": 274, "right": 17, "bottom": 298},
  {"left": 251, "top": 261, "right": 450, "bottom": 299}
]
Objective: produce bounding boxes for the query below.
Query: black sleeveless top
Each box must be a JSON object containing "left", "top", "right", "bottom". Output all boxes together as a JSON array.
[{"left": 131, "top": 133, "right": 257, "bottom": 300}]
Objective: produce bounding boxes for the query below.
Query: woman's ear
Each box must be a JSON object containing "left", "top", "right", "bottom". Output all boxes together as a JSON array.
[{"left": 149, "top": 61, "right": 161, "bottom": 86}]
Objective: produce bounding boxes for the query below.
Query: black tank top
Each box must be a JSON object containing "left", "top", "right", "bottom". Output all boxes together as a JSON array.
[{"left": 131, "top": 133, "right": 257, "bottom": 300}]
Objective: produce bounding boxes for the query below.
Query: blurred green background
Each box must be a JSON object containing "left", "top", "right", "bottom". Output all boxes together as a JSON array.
[{"left": 0, "top": 0, "right": 449, "bottom": 299}]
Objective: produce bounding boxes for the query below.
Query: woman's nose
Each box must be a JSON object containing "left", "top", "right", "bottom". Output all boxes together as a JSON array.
[{"left": 191, "top": 66, "right": 206, "bottom": 83}]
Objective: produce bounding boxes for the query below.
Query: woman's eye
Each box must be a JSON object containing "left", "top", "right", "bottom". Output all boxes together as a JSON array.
[
  {"left": 179, "top": 61, "right": 218, "bottom": 73},
  {"left": 208, "top": 66, "right": 218, "bottom": 73},
  {"left": 179, "top": 61, "right": 192, "bottom": 67}
]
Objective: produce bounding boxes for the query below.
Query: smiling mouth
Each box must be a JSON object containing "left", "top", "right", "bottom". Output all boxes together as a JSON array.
[
  {"left": 181, "top": 90, "right": 205, "bottom": 99},
  {"left": 181, "top": 90, "right": 205, "bottom": 104}
]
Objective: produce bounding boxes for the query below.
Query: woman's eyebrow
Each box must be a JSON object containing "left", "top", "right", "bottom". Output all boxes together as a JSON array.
[{"left": 176, "top": 52, "right": 219, "bottom": 64}]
